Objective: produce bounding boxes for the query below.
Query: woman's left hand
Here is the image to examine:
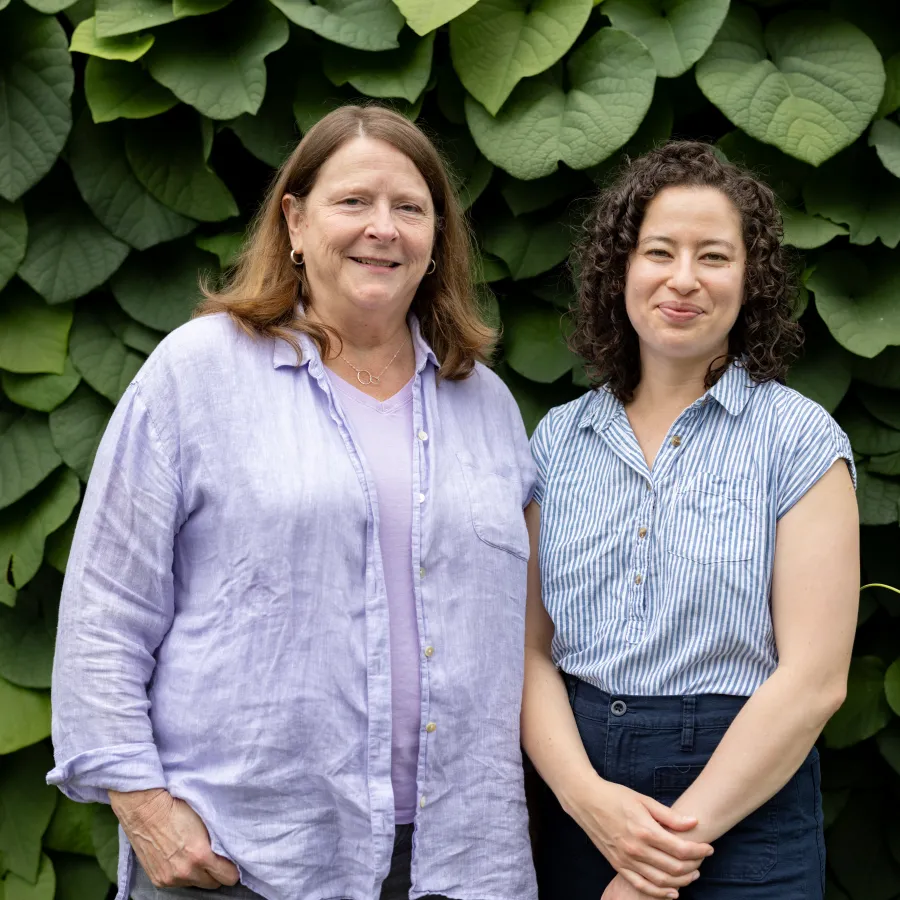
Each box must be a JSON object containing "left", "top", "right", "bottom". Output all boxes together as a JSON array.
[{"left": 602, "top": 872, "right": 682, "bottom": 900}]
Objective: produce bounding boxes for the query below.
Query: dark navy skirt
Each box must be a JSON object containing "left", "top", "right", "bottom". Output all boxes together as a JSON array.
[{"left": 534, "top": 675, "right": 825, "bottom": 899}]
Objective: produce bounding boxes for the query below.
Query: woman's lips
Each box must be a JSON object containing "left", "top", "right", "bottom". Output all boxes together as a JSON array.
[{"left": 658, "top": 302, "right": 702, "bottom": 323}]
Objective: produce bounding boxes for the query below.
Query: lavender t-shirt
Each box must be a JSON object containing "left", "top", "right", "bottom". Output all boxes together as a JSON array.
[{"left": 326, "top": 369, "right": 419, "bottom": 824}]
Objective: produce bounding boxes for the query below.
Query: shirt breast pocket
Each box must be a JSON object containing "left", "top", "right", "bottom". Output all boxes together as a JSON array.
[
  {"left": 456, "top": 451, "right": 529, "bottom": 561},
  {"left": 666, "top": 471, "right": 759, "bottom": 564}
]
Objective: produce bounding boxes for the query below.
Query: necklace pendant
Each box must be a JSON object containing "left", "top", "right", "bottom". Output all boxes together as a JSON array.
[{"left": 356, "top": 370, "right": 373, "bottom": 386}]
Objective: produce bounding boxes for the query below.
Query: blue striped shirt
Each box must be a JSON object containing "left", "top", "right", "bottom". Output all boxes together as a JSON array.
[{"left": 531, "top": 362, "right": 855, "bottom": 697}]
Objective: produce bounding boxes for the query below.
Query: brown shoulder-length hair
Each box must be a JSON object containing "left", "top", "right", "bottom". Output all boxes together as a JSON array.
[
  {"left": 570, "top": 140, "right": 803, "bottom": 403},
  {"left": 197, "top": 105, "right": 494, "bottom": 379}
]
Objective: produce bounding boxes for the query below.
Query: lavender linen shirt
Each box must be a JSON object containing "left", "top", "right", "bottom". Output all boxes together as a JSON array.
[{"left": 47, "top": 313, "right": 537, "bottom": 900}]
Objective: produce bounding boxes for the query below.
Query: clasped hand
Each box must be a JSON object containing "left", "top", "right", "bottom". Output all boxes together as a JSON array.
[
  {"left": 565, "top": 779, "right": 713, "bottom": 899},
  {"left": 109, "top": 788, "right": 240, "bottom": 890}
]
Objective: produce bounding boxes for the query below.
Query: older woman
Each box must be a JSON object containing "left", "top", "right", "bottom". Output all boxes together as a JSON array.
[
  {"left": 522, "top": 142, "right": 859, "bottom": 900},
  {"left": 48, "top": 105, "right": 537, "bottom": 900}
]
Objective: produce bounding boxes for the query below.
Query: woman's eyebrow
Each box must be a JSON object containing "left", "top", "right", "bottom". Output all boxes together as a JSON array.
[{"left": 638, "top": 235, "right": 736, "bottom": 250}]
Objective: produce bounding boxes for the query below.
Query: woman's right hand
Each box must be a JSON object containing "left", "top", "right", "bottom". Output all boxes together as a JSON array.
[
  {"left": 562, "top": 778, "right": 713, "bottom": 899},
  {"left": 109, "top": 788, "right": 240, "bottom": 889}
]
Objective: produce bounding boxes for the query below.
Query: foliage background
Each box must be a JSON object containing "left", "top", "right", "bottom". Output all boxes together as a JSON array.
[{"left": 1, "top": 0, "right": 900, "bottom": 896}]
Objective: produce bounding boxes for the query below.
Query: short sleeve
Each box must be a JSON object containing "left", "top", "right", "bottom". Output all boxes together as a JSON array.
[
  {"left": 776, "top": 403, "right": 857, "bottom": 519},
  {"left": 529, "top": 412, "right": 554, "bottom": 507},
  {"left": 505, "top": 389, "right": 536, "bottom": 508}
]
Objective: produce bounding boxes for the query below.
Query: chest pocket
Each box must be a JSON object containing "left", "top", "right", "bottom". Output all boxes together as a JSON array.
[
  {"left": 666, "top": 471, "right": 759, "bottom": 564},
  {"left": 456, "top": 451, "right": 529, "bottom": 560}
]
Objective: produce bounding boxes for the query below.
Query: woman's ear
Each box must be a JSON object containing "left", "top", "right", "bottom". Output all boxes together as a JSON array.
[{"left": 282, "top": 194, "right": 303, "bottom": 251}]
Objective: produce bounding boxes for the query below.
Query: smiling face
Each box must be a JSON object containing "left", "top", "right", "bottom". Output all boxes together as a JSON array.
[
  {"left": 282, "top": 135, "right": 436, "bottom": 324},
  {"left": 624, "top": 185, "right": 746, "bottom": 367}
]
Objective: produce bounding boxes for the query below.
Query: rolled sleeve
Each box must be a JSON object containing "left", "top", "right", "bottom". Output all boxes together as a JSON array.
[{"left": 48, "top": 381, "right": 182, "bottom": 802}]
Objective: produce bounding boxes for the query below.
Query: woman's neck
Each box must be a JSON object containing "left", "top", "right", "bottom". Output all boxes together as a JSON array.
[
  {"left": 307, "top": 303, "right": 411, "bottom": 359},
  {"left": 628, "top": 348, "right": 728, "bottom": 415}
]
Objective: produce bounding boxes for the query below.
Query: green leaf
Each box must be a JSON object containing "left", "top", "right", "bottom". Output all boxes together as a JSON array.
[
  {"left": 323, "top": 31, "right": 434, "bottom": 102},
  {"left": 48, "top": 384, "right": 114, "bottom": 482},
  {"left": 0, "top": 199, "right": 27, "bottom": 292},
  {"left": 476, "top": 252, "right": 510, "bottom": 283},
  {"left": 498, "top": 362, "right": 569, "bottom": 434},
  {"left": 0, "top": 567, "right": 60, "bottom": 686},
  {"left": 0, "top": 467, "right": 79, "bottom": 604},
  {"left": 885, "top": 657, "right": 900, "bottom": 716},
  {"left": 603, "top": 0, "right": 730, "bottom": 78},
  {"left": 870, "top": 117, "right": 900, "bottom": 179},
  {"left": 450, "top": 0, "right": 593, "bottom": 115},
  {"left": 45, "top": 513, "right": 76, "bottom": 572},
  {"left": 111, "top": 240, "right": 217, "bottom": 333},
  {"left": 52, "top": 853, "right": 109, "bottom": 900},
  {"left": 69, "top": 113, "right": 195, "bottom": 251},
  {"left": 68, "top": 307, "right": 144, "bottom": 405},
  {"left": 503, "top": 302, "right": 576, "bottom": 383},
  {"left": 858, "top": 384, "right": 900, "bottom": 431},
  {"left": 125, "top": 107, "right": 239, "bottom": 222},
  {"left": 856, "top": 469, "right": 900, "bottom": 525},
  {"left": 1, "top": 357, "right": 81, "bottom": 413},
  {"left": 823, "top": 655, "right": 892, "bottom": 748},
  {"left": 70, "top": 16, "right": 154, "bottom": 61},
  {"left": 43, "top": 800, "right": 97, "bottom": 857},
  {"left": 483, "top": 211, "right": 573, "bottom": 280},
  {"left": 808, "top": 251, "right": 900, "bottom": 358},
  {"left": 500, "top": 167, "right": 588, "bottom": 216},
  {"left": 867, "top": 450, "right": 900, "bottom": 477},
  {"left": 839, "top": 403, "right": 900, "bottom": 457},
  {"left": 696, "top": 5, "right": 885, "bottom": 166},
  {"left": 392, "top": 0, "right": 478, "bottom": 34},
  {"left": 855, "top": 346, "right": 900, "bottom": 390},
  {"left": 85, "top": 57, "right": 178, "bottom": 123},
  {"left": 0, "top": 679, "right": 50, "bottom": 753},
  {"left": 0, "top": 6, "right": 74, "bottom": 202},
  {"left": 23, "top": 0, "right": 77, "bottom": 12},
  {"left": 174, "top": 0, "right": 233, "bottom": 15},
  {"left": 18, "top": 172, "right": 130, "bottom": 306},
  {"left": 785, "top": 328, "right": 853, "bottom": 412},
  {"left": 0, "top": 283, "right": 72, "bottom": 376},
  {"left": 145, "top": 0, "right": 289, "bottom": 120},
  {"left": 0, "top": 745, "right": 55, "bottom": 878},
  {"left": 195, "top": 233, "right": 244, "bottom": 268},
  {"left": 95, "top": 0, "right": 176, "bottom": 38},
  {"left": 3, "top": 853, "right": 55, "bottom": 900},
  {"left": 0, "top": 413, "right": 61, "bottom": 512},
  {"left": 780, "top": 206, "right": 847, "bottom": 250},
  {"left": 90, "top": 805, "right": 119, "bottom": 884},
  {"left": 877, "top": 52, "right": 900, "bottom": 119},
  {"left": 877, "top": 723, "right": 900, "bottom": 777},
  {"left": 270, "top": 0, "right": 403, "bottom": 51},
  {"left": 466, "top": 28, "right": 656, "bottom": 180}
]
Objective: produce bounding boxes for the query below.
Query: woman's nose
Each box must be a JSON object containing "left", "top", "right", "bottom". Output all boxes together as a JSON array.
[
  {"left": 364, "top": 201, "right": 399, "bottom": 241},
  {"left": 667, "top": 254, "right": 700, "bottom": 294}
]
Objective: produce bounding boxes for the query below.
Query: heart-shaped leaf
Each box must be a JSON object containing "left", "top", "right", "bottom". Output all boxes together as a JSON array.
[
  {"left": 85, "top": 57, "right": 178, "bottom": 123},
  {"left": 70, "top": 16, "right": 154, "bottom": 61},
  {"left": 859, "top": 385, "right": 900, "bottom": 431},
  {"left": 43, "top": 796, "right": 98, "bottom": 857},
  {"left": 48, "top": 384, "right": 114, "bottom": 482},
  {"left": 604, "top": 0, "right": 730, "bottom": 78},
  {"left": 696, "top": 5, "right": 885, "bottom": 166},
  {"left": 45, "top": 511, "right": 75, "bottom": 573},
  {"left": 483, "top": 211, "right": 574, "bottom": 280},
  {"left": 392, "top": 0, "right": 478, "bottom": 35},
  {"left": 870, "top": 118, "right": 900, "bottom": 179},
  {"left": 3, "top": 851, "right": 56, "bottom": 900},
  {"left": 877, "top": 53, "right": 900, "bottom": 119},
  {"left": 195, "top": 233, "right": 244, "bottom": 268},
  {"left": 466, "top": 27, "right": 656, "bottom": 180},
  {"left": 855, "top": 347, "right": 900, "bottom": 391},
  {"left": 0, "top": 199, "right": 27, "bottom": 292},
  {"left": 0, "top": 282, "right": 72, "bottom": 376},
  {"left": 95, "top": 0, "right": 176, "bottom": 38},
  {"left": 856, "top": 469, "right": 900, "bottom": 525},
  {"left": 500, "top": 166, "right": 588, "bottom": 216},
  {"left": 323, "top": 31, "right": 434, "bottom": 102},
  {"left": 125, "top": 107, "right": 238, "bottom": 221},
  {"left": 0, "top": 745, "right": 56, "bottom": 878},
  {"left": 1, "top": 357, "right": 81, "bottom": 413},
  {"left": 0, "top": 565, "right": 63, "bottom": 686},
  {"left": 0, "top": 6, "right": 74, "bottom": 202},
  {"left": 91, "top": 805, "right": 120, "bottom": 883},
  {"left": 69, "top": 112, "right": 195, "bottom": 251},
  {"left": 0, "top": 677, "right": 51, "bottom": 752},
  {"left": 503, "top": 302, "right": 577, "bottom": 382},
  {"left": 0, "top": 413, "right": 62, "bottom": 511},
  {"left": 803, "top": 145, "right": 900, "bottom": 249},
  {"left": 780, "top": 206, "right": 847, "bottom": 249},
  {"left": 18, "top": 169, "right": 130, "bottom": 306},
  {"left": 785, "top": 324, "right": 853, "bottom": 412},
  {"left": 145, "top": 0, "right": 288, "bottom": 120},
  {"left": 450, "top": 0, "right": 593, "bottom": 115},
  {"left": 808, "top": 250, "right": 900, "bottom": 358},
  {"left": 53, "top": 854, "right": 110, "bottom": 900},
  {"left": 839, "top": 403, "right": 900, "bottom": 457},
  {"left": 174, "top": 0, "right": 233, "bottom": 15},
  {"left": 268, "top": 0, "right": 404, "bottom": 51},
  {"left": 111, "top": 240, "right": 218, "bottom": 332},
  {"left": 0, "top": 467, "right": 79, "bottom": 605},
  {"left": 823, "top": 655, "right": 892, "bottom": 748}
]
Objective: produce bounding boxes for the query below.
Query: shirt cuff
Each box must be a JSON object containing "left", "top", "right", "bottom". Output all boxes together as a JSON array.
[{"left": 46, "top": 742, "right": 167, "bottom": 804}]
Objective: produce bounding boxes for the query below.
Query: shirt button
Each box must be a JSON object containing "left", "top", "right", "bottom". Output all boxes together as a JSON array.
[
  {"left": 670, "top": 435, "right": 682, "bottom": 447},
  {"left": 418, "top": 493, "right": 425, "bottom": 504},
  {"left": 417, "top": 430, "right": 428, "bottom": 441},
  {"left": 419, "top": 567, "right": 426, "bottom": 578},
  {"left": 634, "top": 574, "right": 643, "bottom": 585},
  {"left": 638, "top": 527, "right": 647, "bottom": 538},
  {"left": 424, "top": 645, "right": 435, "bottom": 658},
  {"left": 425, "top": 722, "right": 437, "bottom": 733},
  {"left": 419, "top": 796, "right": 427, "bottom": 808}
]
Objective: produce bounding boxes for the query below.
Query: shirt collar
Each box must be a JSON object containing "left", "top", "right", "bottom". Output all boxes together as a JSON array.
[
  {"left": 272, "top": 310, "right": 439, "bottom": 373},
  {"left": 577, "top": 360, "right": 755, "bottom": 430}
]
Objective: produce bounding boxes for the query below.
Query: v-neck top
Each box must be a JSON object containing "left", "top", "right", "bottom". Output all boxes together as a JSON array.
[{"left": 531, "top": 362, "right": 855, "bottom": 697}]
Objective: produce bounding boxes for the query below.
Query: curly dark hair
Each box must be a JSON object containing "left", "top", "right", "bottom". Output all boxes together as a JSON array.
[{"left": 570, "top": 140, "right": 803, "bottom": 403}]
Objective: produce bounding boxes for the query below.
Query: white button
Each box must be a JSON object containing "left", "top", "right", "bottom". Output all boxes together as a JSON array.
[
  {"left": 424, "top": 645, "right": 434, "bottom": 658},
  {"left": 419, "top": 796, "right": 427, "bottom": 808},
  {"left": 425, "top": 722, "right": 436, "bottom": 733},
  {"left": 418, "top": 493, "right": 425, "bottom": 504},
  {"left": 417, "top": 430, "right": 428, "bottom": 441},
  {"left": 419, "top": 567, "right": 426, "bottom": 578}
]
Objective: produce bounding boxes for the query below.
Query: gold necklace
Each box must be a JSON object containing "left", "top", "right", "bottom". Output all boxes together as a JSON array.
[{"left": 340, "top": 338, "right": 408, "bottom": 386}]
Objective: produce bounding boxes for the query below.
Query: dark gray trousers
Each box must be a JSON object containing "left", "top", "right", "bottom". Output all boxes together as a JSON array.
[{"left": 130, "top": 824, "right": 450, "bottom": 900}]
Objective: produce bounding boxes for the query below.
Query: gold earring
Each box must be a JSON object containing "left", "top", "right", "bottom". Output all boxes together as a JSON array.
[{"left": 290, "top": 249, "right": 304, "bottom": 266}]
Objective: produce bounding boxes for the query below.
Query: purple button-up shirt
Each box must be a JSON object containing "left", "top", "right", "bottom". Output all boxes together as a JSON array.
[{"left": 47, "top": 313, "right": 537, "bottom": 900}]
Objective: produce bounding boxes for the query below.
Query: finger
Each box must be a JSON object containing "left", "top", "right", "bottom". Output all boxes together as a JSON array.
[
  {"left": 645, "top": 826, "right": 714, "bottom": 861},
  {"left": 620, "top": 867, "right": 680, "bottom": 900},
  {"left": 633, "top": 860, "right": 702, "bottom": 890},
  {"left": 634, "top": 847, "right": 704, "bottom": 880},
  {"left": 205, "top": 854, "right": 240, "bottom": 887},
  {"left": 173, "top": 867, "right": 221, "bottom": 889},
  {"left": 645, "top": 799, "right": 699, "bottom": 832}
]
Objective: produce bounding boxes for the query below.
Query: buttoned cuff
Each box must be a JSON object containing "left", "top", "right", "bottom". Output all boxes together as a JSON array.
[{"left": 46, "top": 742, "right": 166, "bottom": 804}]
